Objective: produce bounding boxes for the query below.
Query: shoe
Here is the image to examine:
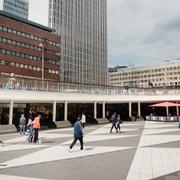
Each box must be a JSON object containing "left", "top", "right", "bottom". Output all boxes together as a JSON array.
[
  {"left": 68, "top": 147, "right": 72, "bottom": 152},
  {"left": 110, "top": 131, "right": 112, "bottom": 133}
]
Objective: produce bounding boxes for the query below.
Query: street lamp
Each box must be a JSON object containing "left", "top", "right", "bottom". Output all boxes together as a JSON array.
[{"left": 39, "top": 43, "right": 44, "bottom": 80}]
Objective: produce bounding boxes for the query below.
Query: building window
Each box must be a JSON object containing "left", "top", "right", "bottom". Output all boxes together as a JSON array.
[
  {"left": 0, "top": 60, "right": 5, "bottom": 64},
  {"left": 3, "top": 27, "right": 7, "bottom": 31}
]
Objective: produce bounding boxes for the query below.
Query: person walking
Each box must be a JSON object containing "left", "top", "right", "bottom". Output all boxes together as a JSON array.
[
  {"left": 81, "top": 113, "right": 86, "bottom": 128},
  {"left": 19, "top": 114, "right": 26, "bottom": 136},
  {"left": 110, "top": 112, "right": 117, "bottom": 133},
  {"left": 27, "top": 117, "right": 34, "bottom": 143},
  {"left": 33, "top": 114, "right": 41, "bottom": 143},
  {"left": 116, "top": 114, "right": 121, "bottom": 132},
  {"left": 0, "top": 140, "right": 5, "bottom": 146},
  {"left": 69, "top": 115, "right": 84, "bottom": 150}
]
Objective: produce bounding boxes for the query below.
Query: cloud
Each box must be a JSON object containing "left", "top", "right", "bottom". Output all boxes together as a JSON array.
[{"left": 108, "top": 0, "right": 180, "bottom": 67}]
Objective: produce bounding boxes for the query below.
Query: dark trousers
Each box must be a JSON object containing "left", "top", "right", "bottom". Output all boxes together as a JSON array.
[
  {"left": 34, "top": 128, "right": 39, "bottom": 142},
  {"left": 110, "top": 123, "right": 117, "bottom": 132},
  {"left": 116, "top": 123, "right": 121, "bottom": 131},
  {"left": 70, "top": 135, "right": 83, "bottom": 150}
]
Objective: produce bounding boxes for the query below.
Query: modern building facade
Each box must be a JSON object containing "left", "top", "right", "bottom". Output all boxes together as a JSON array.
[
  {"left": 29, "top": 0, "right": 107, "bottom": 85},
  {"left": 109, "top": 62, "right": 180, "bottom": 88},
  {"left": 0, "top": 0, "right": 29, "bottom": 19},
  {"left": 0, "top": 10, "right": 61, "bottom": 80}
]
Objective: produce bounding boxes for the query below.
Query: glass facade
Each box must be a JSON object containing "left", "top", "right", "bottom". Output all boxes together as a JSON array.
[
  {"left": 3, "top": 0, "right": 29, "bottom": 19},
  {"left": 49, "top": 0, "right": 107, "bottom": 85}
]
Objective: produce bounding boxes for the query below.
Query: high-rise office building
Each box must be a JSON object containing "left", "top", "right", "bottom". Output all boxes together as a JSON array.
[
  {"left": 0, "top": 0, "right": 29, "bottom": 19},
  {"left": 29, "top": 0, "right": 107, "bottom": 85}
]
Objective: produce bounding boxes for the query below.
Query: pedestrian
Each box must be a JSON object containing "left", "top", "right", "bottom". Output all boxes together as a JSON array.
[
  {"left": 19, "top": 114, "right": 26, "bottom": 136},
  {"left": 69, "top": 115, "right": 84, "bottom": 150},
  {"left": 110, "top": 112, "right": 117, "bottom": 133},
  {"left": 33, "top": 114, "right": 41, "bottom": 143},
  {"left": 116, "top": 114, "right": 121, "bottom": 132},
  {"left": 0, "top": 140, "right": 5, "bottom": 146},
  {"left": 27, "top": 117, "right": 34, "bottom": 143},
  {"left": 81, "top": 113, "right": 86, "bottom": 128}
]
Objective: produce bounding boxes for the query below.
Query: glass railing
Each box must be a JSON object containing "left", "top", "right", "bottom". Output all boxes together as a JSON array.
[{"left": 0, "top": 76, "right": 180, "bottom": 96}]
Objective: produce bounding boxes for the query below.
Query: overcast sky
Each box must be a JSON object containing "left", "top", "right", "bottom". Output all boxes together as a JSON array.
[{"left": 108, "top": 0, "right": 180, "bottom": 67}]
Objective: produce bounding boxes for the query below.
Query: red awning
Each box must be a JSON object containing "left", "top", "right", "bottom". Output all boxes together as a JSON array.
[{"left": 149, "top": 101, "right": 180, "bottom": 107}]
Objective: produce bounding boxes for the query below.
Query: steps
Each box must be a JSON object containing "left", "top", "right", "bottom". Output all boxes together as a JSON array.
[
  {"left": 0, "top": 125, "right": 17, "bottom": 134},
  {"left": 96, "top": 118, "right": 110, "bottom": 124},
  {"left": 54, "top": 121, "right": 72, "bottom": 128}
]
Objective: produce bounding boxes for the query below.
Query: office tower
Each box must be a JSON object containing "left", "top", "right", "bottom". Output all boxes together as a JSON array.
[
  {"left": 29, "top": 0, "right": 107, "bottom": 85},
  {"left": 0, "top": 0, "right": 29, "bottom": 19}
]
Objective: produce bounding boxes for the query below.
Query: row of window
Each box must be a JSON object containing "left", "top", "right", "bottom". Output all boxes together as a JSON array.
[
  {"left": 48, "top": 60, "right": 60, "bottom": 65},
  {"left": 0, "top": 36, "right": 61, "bottom": 59},
  {"left": 0, "top": 59, "right": 59, "bottom": 75},
  {"left": 0, "top": 25, "right": 60, "bottom": 47},
  {"left": 0, "top": 48, "right": 60, "bottom": 66},
  {"left": 111, "top": 67, "right": 180, "bottom": 77},
  {"left": 111, "top": 71, "right": 180, "bottom": 78},
  {"left": 0, "top": 48, "right": 41, "bottom": 62},
  {"left": 0, "top": 25, "right": 41, "bottom": 41},
  {"left": 0, "top": 36, "right": 42, "bottom": 52},
  {"left": 112, "top": 77, "right": 180, "bottom": 82}
]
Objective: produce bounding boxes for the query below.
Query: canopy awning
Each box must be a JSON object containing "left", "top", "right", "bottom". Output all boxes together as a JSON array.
[
  {"left": 149, "top": 101, "right": 180, "bottom": 107},
  {"left": 149, "top": 101, "right": 180, "bottom": 117}
]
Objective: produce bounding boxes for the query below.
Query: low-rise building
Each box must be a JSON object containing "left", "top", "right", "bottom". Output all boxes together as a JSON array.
[
  {"left": 0, "top": 10, "right": 61, "bottom": 80},
  {"left": 109, "top": 62, "right": 180, "bottom": 88}
]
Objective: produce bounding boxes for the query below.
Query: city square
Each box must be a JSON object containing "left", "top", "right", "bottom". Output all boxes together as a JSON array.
[
  {"left": 1, "top": 121, "right": 180, "bottom": 180},
  {"left": 1, "top": 0, "right": 180, "bottom": 180}
]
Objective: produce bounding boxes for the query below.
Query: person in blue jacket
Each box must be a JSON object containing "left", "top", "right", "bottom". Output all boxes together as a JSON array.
[{"left": 69, "top": 115, "right": 83, "bottom": 150}]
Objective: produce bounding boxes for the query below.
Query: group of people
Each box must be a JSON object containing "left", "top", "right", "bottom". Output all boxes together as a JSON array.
[
  {"left": 69, "top": 112, "right": 122, "bottom": 150},
  {"left": 19, "top": 113, "right": 41, "bottom": 143},
  {"left": 110, "top": 112, "right": 122, "bottom": 133},
  {"left": 1, "top": 111, "right": 123, "bottom": 150}
]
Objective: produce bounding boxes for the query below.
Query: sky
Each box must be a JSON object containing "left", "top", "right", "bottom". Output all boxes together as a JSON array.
[{"left": 108, "top": 0, "right": 180, "bottom": 67}]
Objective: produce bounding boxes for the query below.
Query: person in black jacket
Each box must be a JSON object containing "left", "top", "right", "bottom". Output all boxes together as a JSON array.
[
  {"left": 116, "top": 114, "right": 121, "bottom": 132},
  {"left": 110, "top": 112, "right": 117, "bottom": 133},
  {"left": 0, "top": 140, "right": 4, "bottom": 146}
]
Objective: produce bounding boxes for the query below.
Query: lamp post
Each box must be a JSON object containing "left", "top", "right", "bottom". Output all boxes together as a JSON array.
[{"left": 39, "top": 43, "right": 44, "bottom": 80}]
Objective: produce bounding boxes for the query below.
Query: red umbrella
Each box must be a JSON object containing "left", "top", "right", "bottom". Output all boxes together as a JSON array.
[
  {"left": 149, "top": 101, "right": 180, "bottom": 116},
  {"left": 149, "top": 101, "right": 180, "bottom": 107}
]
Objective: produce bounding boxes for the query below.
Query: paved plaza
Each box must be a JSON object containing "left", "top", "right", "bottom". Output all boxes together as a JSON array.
[{"left": 0, "top": 121, "right": 180, "bottom": 180}]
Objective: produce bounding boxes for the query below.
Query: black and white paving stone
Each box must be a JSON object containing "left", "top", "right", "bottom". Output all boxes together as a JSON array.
[{"left": 0, "top": 121, "right": 180, "bottom": 180}]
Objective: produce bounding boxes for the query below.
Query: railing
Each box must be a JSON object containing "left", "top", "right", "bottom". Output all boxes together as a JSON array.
[
  {"left": 146, "top": 115, "right": 180, "bottom": 122},
  {"left": 0, "top": 76, "right": 180, "bottom": 96}
]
